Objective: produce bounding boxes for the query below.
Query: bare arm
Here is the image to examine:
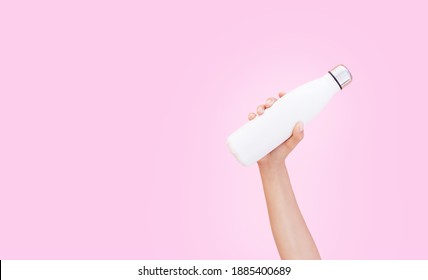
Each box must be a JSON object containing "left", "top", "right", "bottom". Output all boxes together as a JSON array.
[
  {"left": 258, "top": 160, "right": 320, "bottom": 259},
  {"left": 248, "top": 92, "right": 321, "bottom": 260}
]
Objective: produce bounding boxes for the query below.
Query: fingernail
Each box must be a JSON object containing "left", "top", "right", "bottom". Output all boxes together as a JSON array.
[
  {"left": 299, "top": 122, "right": 304, "bottom": 132},
  {"left": 257, "top": 107, "right": 264, "bottom": 114},
  {"left": 266, "top": 98, "right": 272, "bottom": 104}
]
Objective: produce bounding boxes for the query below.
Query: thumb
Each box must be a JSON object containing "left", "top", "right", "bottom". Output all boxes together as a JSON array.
[{"left": 284, "top": 122, "right": 304, "bottom": 151}]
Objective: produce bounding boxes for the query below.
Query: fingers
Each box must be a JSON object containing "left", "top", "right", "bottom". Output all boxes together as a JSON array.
[
  {"left": 255, "top": 96, "right": 277, "bottom": 116},
  {"left": 284, "top": 122, "right": 305, "bottom": 150},
  {"left": 264, "top": 97, "right": 277, "bottom": 108},
  {"left": 248, "top": 92, "right": 285, "bottom": 121},
  {"left": 248, "top": 112, "right": 256, "bottom": 120},
  {"left": 256, "top": 104, "right": 265, "bottom": 115},
  {"left": 248, "top": 100, "right": 270, "bottom": 120},
  {"left": 248, "top": 103, "right": 267, "bottom": 120}
]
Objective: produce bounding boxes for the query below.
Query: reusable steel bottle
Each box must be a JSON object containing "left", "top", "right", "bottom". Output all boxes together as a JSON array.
[{"left": 227, "top": 64, "right": 352, "bottom": 166}]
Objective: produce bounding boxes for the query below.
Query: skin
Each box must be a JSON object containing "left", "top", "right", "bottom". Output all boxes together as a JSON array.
[{"left": 248, "top": 92, "right": 321, "bottom": 260}]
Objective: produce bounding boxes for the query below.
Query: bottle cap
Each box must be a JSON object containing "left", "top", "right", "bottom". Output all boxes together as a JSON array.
[{"left": 329, "top": 64, "right": 352, "bottom": 89}]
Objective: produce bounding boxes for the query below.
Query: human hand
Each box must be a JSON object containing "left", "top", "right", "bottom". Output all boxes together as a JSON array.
[{"left": 248, "top": 92, "right": 304, "bottom": 167}]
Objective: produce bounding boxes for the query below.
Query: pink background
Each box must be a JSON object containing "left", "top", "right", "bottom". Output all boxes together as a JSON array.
[{"left": 1, "top": 0, "right": 427, "bottom": 259}]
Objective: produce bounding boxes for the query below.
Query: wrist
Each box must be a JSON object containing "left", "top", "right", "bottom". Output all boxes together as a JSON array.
[{"left": 257, "top": 159, "right": 286, "bottom": 172}]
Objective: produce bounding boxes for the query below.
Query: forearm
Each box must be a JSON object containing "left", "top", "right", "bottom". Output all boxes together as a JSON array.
[{"left": 258, "top": 161, "right": 321, "bottom": 260}]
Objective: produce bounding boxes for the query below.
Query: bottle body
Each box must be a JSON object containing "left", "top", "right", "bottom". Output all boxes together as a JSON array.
[{"left": 227, "top": 72, "right": 342, "bottom": 166}]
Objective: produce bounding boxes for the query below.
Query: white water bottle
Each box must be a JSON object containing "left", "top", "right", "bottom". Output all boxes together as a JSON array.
[{"left": 227, "top": 64, "right": 352, "bottom": 166}]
